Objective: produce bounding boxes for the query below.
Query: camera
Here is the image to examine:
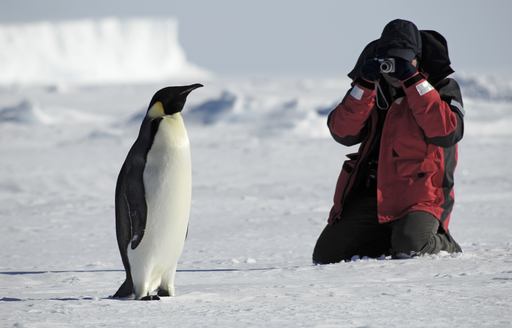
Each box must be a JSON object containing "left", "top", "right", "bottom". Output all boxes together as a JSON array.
[{"left": 377, "top": 58, "right": 395, "bottom": 74}]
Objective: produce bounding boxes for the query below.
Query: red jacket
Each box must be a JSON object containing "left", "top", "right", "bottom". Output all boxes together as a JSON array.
[{"left": 327, "top": 74, "right": 464, "bottom": 232}]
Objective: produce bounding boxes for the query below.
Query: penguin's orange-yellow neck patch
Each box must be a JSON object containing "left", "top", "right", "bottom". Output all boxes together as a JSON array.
[{"left": 148, "top": 101, "right": 165, "bottom": 119}]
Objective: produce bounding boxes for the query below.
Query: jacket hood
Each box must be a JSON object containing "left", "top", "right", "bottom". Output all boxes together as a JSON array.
[
  {"left": 348, "top": 30, "right": 454, "bottom": 85},
  {"left": 376, "top": 19, "right": 422, "bottom": 61},
  {"left": 418, "top": 30, "right": 454, "bottom": 84}
]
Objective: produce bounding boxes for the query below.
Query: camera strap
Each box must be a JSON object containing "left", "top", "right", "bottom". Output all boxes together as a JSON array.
[{"left": 375, "top": 82, "right": 389, "bottom": 110}]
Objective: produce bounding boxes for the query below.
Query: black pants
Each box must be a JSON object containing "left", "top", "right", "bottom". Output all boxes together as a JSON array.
[{"left": 313, "top": 194, "right": 462, "bottom": 264}]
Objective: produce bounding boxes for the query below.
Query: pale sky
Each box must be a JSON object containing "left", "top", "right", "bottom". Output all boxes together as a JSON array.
[{"left": 0, "top": 0, "right": 510, "bottom": 78}]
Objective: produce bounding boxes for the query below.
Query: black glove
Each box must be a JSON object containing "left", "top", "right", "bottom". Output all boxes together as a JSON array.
[
  {"left": 360, "top": 59, "right": 381, "bottom": 82},
  {"left": 387, "top": 57, "right": 418, "bottom": 81}
]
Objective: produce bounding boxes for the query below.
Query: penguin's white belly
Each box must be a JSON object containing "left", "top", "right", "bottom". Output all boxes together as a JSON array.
[{"left": 127, "top": 114, "right": 191, "bottom": 296}]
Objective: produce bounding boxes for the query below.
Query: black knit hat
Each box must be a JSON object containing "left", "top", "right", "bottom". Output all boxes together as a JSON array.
[
  {"left": 377, "top": 19, "right": 422, "bottom": 61},
  {"left": 348, "top": 21, "right": 454, "bottom": 84}
]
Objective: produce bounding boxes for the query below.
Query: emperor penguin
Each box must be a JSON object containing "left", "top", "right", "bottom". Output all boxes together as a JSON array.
[{"left": 113, "top": 83, "right": 203, "bottom": 300}]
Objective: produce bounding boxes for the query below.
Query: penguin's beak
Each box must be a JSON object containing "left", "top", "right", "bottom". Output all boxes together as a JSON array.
[
  {"left": 179, "top": 83, "right": 204, "bottom": 97},
  {"left": 164, "top": 83, "right": 203, "bottom": 115}
]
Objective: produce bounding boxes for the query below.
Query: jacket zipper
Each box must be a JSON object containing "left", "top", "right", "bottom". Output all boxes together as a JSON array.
[
  {"left": 375, "top": 99, "right": 399, "bottom": 220},
  {"left": 336, "top": 109, "right": 379, "bottom": 219}
]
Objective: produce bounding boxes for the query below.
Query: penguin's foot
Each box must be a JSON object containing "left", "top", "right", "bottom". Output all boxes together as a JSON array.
[
  {"left": 157, "top": 289, "right": 171, "bottom": 297},
  {"left": 140, "top": 295, "right": 160, "bottom": 301},
  {"left": 157, "top": 285, "right": 175, "bottom": 297}
]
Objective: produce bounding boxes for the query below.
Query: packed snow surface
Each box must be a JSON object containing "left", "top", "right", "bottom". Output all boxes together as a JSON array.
[
  {"left": 0, "top": 18, "right": 209, "bottom": 85},
  {"left": 1, "top": 76, "right": 511, "bottom": 327}
]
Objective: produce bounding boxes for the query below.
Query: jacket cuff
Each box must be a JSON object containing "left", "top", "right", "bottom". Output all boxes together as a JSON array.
[
  {"left": 349, "top": 78, "right": 376, "bottom": 101},
  {"left": 403, "top": 72, "right": 424, "bottom": 88},
  {"left": 354, "top": 77, "right": 375, "bottom": 90},
  {"left": 402, "top": 73, "right": 436, "bottom": 97}
]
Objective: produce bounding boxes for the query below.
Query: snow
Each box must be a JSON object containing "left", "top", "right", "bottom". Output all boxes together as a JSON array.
[
  {"left": 1, "top": 76, "right": 511, "bottom": 327},
  {"left": 457, "top": 74, "right": 512, "bottom": 102},
  {"left": 0, "top": 18, "right": 209, "bottom": 85},
  {"left": 1, "top": 17, "right": 512, "bottom": 327},
  {"left": 0, "top": 100, "right": 52, "bottom": 125}
]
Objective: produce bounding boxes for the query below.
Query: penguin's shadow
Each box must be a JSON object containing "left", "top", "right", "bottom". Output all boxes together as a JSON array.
[
  {"left": 0, "top": 267, "right": 277, "bottom": 276},
  {"left": 0, "top": 267, "right": 284, "bottom": 302},
  {"left": 0, "top": 296, "right": 100, "bottom": 302},
  {"left": 0, "top": 269, "right": 123, "bottom": 275}
]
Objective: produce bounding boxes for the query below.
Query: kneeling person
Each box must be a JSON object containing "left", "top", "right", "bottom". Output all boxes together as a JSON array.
[{"left": 313, "top": 19, "right": 463, "bottom": 264}]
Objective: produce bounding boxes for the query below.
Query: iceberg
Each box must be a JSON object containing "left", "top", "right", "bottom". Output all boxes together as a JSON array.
[{"left": 0, "top": 17, "right": 210, "bottom": 85}]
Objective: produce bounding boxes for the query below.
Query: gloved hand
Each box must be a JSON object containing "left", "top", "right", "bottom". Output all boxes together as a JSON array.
[
  {"left": 360, "top": 59, "right": 381, "bottom": 82},
  {"left": 387, "top": 57, "right": 418, "bottom": 81}
]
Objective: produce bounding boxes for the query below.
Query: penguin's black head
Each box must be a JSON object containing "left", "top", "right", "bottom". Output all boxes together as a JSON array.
[{"left": 147, "top": 83, "right": 203, "bottom": 118}]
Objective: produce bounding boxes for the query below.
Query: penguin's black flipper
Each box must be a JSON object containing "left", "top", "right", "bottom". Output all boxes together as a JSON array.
[
  {"left": 115, "top": 163, "right": 146, "bottom": 251},
  {"left": 113, "top": 279, "right": 134, "bottom": 298},
  {"left": 127, "top": 207, "right": 145, "bottom": 250},
  {"left": 120, "top": 118, "right": 159, "bottom": 250},
  {"left": 122, "top": 157, "right": 148, "bottom": 250}
]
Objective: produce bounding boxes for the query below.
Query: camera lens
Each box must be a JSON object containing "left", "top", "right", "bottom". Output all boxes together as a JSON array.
[{"left": 380, "top": 61, "right": 392, "bottom": 74}]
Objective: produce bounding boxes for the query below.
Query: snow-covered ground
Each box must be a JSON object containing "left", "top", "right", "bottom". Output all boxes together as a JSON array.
[
  {"left": 0, "top": 77, "right": 511, "bottom": 327},
  {"left": 1, "top": 17, "right": 512, "bottom": 328}
]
